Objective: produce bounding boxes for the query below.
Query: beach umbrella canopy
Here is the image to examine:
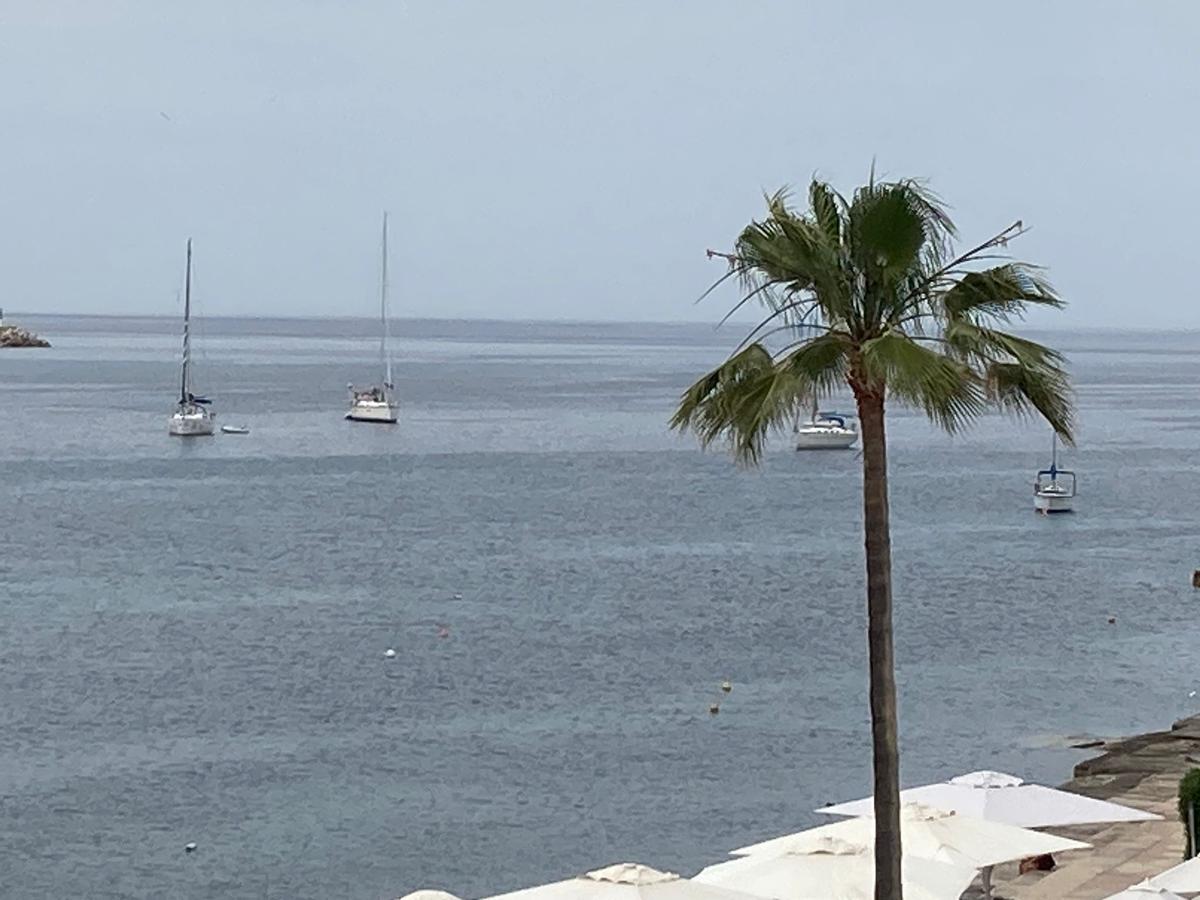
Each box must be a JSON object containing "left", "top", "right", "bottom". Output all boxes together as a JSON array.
[
  {"left": 481, "top": 863, "right": 768, "bottom": 900},
  {"left": 1150, "top": 855, "right": 1200, "bottom": 897},
  {"left": 816, "top": 770, "right": 1160, "bottom": 828},
  {"left": 398, "top": 893, "right": 461, "bottom": 900},
  {"left": 1104, "top": 880, "right": 1187, "bottom": 899},
  {"left": 694, "top": 835, "right": 977, "bottom": 900},
  {"left": 732, "top": 802, "right": 1090, "bottom": 869}
]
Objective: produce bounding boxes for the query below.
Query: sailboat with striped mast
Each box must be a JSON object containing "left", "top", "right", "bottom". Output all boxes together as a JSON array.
[
  {"left": 168, "top": 239, "right": 216, "bottom": 436},
  {"left": 346, "top": 212, "right": 398, "bottom": 424}
]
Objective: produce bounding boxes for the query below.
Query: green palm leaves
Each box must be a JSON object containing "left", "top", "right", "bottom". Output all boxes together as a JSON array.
[{"left": 672, "top": 175, "right": 1074, "bottom": 460}]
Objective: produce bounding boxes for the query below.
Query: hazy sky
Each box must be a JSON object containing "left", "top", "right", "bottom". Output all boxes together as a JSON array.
[{"left": 3, "top": 1, "right": 1197, "bottom": 325}]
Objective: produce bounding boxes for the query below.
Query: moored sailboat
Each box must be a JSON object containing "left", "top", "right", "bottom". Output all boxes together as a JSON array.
[
  {"left": 794, "top": 397, "right": 858, "bottom": 450},
  {"left": 1034, "top": 432, "right": 1075, "bottom": 514},
  {"left": 168, "top": 239, "right": 215, "bottom": 437},
  {"left": 347, "top": 213, "right": 398, "bottom": 424}
]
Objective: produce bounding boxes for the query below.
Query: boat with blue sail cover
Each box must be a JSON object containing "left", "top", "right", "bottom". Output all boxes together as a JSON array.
[{"left": 1034, "top": 432, "right": 1075, "bottom": 513}]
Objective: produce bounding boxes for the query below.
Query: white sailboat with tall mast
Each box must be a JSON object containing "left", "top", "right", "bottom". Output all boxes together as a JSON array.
[
  {"left": 168, "top": 239, "right": 215, "bottom": 437},
  {"left": 346, "top": 212, "right": 398, "bottom": 424}
]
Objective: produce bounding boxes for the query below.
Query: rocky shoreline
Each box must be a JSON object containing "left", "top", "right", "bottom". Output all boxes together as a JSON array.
[
  {"left": 978, "top": 715, "right": 1200, "bottom": 898},
  {"left": 1068, "top": 713, "right": 1200, "bottom": 801},
  {"left": 0, "top": 324, "right": 50, "bottom": 348}
]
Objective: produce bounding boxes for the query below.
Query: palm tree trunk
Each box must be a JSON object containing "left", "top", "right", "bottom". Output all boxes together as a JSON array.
[{"left": 855, "top": 389, "right": 903, "bottom": 900}]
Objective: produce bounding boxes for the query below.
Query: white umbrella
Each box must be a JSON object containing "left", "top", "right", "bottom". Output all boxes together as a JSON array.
[
  {"left": 816, "top": 770, "right": 1160, "bottom": 828},
  {"left": 1105, "top": 880, "right": 1187, "bottom": 899},
  {"left": 482, "top": 863, "right": 769, "bottom": 900},
  {"left": 1150, "top": 855, "right": 1200, "bottom": 897},
  {"left": 734, "top": 802, "right": 1090, "bottom": 900},
  {"left": 734, "top": 802, "right": 1090, "bottom": 866},
  {"left": 398, "top": 893, "right": 461, "bottom": 900},
  {"left": 694, "top": 835, "right": 977, "bottom": 900}
]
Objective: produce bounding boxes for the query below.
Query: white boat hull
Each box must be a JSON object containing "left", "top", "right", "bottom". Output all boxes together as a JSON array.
[
  {"left": 795, "top": 428, "right": 858, "bottom": 450},
  {"left": 1034, "top": 491, "right": 1073, "bottom": 514},
  {"left": 346, "top": 399, "right": 398, "bottom": 424},
  {"left": 169, "top": 409, "right": 215, "bottom": 436}
]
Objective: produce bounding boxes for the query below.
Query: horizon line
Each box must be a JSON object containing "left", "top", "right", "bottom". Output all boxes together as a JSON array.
[
  {"left": 4, "top": 310, "right": 1197, "bottom": 335},
  {"left": 8, "top": 310, "right": 762, "bottom": 328}
]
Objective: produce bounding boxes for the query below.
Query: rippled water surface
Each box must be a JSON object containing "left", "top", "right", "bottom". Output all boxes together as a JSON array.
[{"left": 2, "top": 316, "right": 1199, "bottom": 899}]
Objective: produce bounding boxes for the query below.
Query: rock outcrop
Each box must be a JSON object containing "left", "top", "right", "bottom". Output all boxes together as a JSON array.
[{"left": 0, "top": 325, "right": 50, "bottom": 348}]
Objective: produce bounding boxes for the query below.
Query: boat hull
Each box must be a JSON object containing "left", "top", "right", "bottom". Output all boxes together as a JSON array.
[
  {"left": 795, "top": 429, "right": 858, "bottom": 450},
  {"left": 346, "top": 400, "right": 398, "bottom": 424},
  {"left": 169, "top": 411, "right": 215, "bottom": 436},
  {"left": 1034, "top": 492, "right": 1073, "bottom": 514}
]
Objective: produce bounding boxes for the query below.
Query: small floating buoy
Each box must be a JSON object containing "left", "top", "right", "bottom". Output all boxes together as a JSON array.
[
  {"left": 184, "top": 842, "right": 197, "bottom": 853},
  {"left": 384, "top": 648, "right": 396, "bottom": 659},
  {"left": 708, "top": 703, "right": 720, "bottom": 715},
  {"left": 720, "top": 680, "right": 732, "bottom": 694}
]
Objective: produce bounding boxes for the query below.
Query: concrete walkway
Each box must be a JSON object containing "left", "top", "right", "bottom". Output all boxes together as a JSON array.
[{"left": 979, "top": 716, "right": 1200, "bottom": 899}]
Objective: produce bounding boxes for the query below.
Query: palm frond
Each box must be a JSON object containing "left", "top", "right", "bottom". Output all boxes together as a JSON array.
[
  {"left": 944, "top": 320, "right": 1066, "bottom": 368},
  {"left": 861, "top": 331, "right": 987, "bottom": 432},
  {"left": 849, "top": 181, "right": 952, "bottom": 277},
  {"left": 846, "top": 181, "right": 956, "bottom": 330},
  {"left": 809, "top": 180, "right": 845, "bottom": 248},
  {"left": 849, "top": 184, "right": 920, "bottom": 279},
  {"left": 941, "top": 265, "right": 1062, "bottom": 322},
  {"left": 779, "top": 333, "right": 849, "bottom": 394},
  {"left": 985, "top": 361, "right": 1075, "bottom": 442},
  {"left": 736, "top": 204, "right": 848, "bottom": 324},
  {"left": 670, "top": 343, "right": 800, "bottom": 464}
]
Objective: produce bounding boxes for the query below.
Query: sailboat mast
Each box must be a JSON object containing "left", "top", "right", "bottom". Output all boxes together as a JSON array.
[
  {"left": 380, "top": 212, "right": 392, "bottom": 387},
  {"left": 180, "top": 238, "right": 192, "bottom": 403}
]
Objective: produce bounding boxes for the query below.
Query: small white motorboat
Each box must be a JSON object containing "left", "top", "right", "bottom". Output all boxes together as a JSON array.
[
  {"left": 794, "top": 400, "right": 858, "bottom": 451},
  {"left": 220, "top": 425, "right": 250, "bottom": 435},
  {"left": 1034, "top": 433, "right": 1076, "bottom": 514}
]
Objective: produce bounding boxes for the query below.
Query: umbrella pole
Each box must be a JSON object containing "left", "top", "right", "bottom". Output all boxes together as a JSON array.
[{"left": 981, "top": 864, "right": 994, "bottom": 900}]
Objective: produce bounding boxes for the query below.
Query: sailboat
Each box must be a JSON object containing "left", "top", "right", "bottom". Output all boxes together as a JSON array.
[
  {"left": 168, "top": 239, "right": 215, "bottom": 437},
  {"left": 794, "top": 396, "right": 858, "bottom": 450},
  {"left": 346, "top": 213, "right": 398, "bottom": 424},
  {"left": 1033, "top": 432, "right": 1076, "bottom": 514}
]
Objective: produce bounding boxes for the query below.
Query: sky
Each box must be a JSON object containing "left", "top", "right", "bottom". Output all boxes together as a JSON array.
[{"left": 1, "top": 1, "right": 1197, "bottom": 326}]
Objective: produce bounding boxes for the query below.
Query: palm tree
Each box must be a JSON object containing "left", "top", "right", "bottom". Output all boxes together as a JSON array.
[{"left": 671, "top": 174, "right": 1074, "bottom": 900}]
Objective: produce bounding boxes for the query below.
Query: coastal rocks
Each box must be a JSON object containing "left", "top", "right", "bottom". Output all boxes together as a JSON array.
[
  {"left": 1070, "top": 714, "right": 1200, "bottom": 788},
  {"left": 0, "top": 325, "right": 50, "bottom": 348}
]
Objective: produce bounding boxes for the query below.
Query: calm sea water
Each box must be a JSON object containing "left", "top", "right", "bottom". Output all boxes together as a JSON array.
[{"left": 2, "top": 315, "right": 1198, "bottom": 899}]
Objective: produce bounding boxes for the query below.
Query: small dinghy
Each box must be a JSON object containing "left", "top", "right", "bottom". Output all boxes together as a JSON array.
[{"left": 221, "top": 425, "right": 250, "bottom": 435}]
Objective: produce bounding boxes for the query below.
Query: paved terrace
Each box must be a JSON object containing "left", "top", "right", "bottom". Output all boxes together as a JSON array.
[{"left": 977, "top": 715, "right": 1200, "bottom": 899}]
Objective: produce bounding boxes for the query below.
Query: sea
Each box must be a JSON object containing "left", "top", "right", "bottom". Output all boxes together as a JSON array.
[{"left": 1, "top": 315, "right": 1198, "bottom": 899}]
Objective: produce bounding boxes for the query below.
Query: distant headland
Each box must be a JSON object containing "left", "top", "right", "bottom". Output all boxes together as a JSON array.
[{"left": 0, "top": 311, "right": 50, "bottom": 347}]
